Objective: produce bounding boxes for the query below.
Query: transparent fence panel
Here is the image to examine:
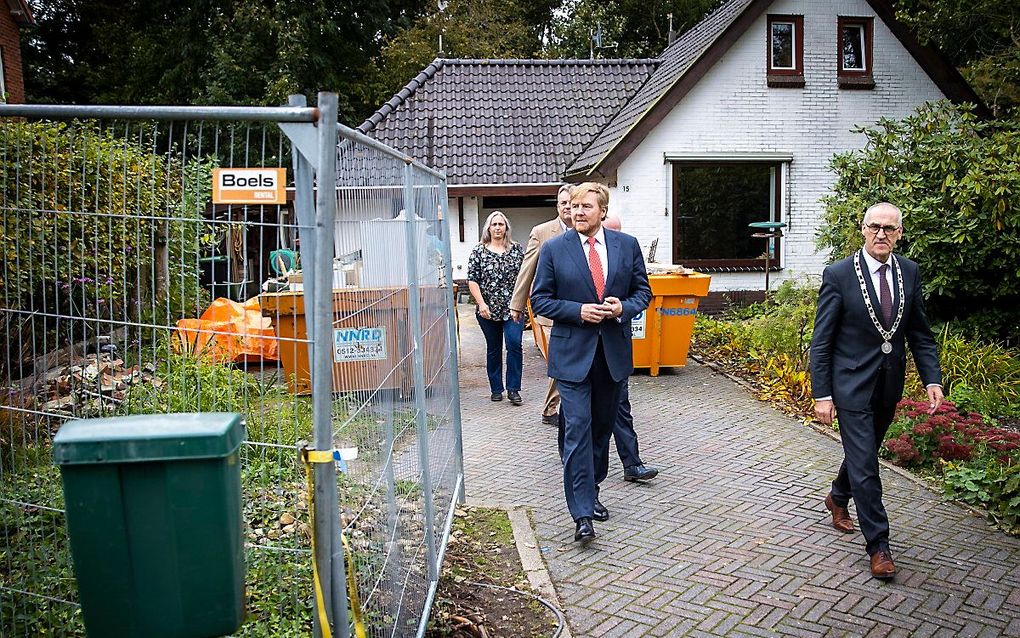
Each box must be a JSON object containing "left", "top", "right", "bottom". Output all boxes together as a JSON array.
[
  {"left": 0, "top": 115, "right": 318, "bottom": 636},
  {"left": 333, "top": 136, "right": 463, "bottom": 637}
]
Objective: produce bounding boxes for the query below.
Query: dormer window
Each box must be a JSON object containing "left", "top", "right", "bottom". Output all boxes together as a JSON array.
[
  {"left": 838, "top": 17, "right": 875, "bottom": 89},
  {"left": 767, "top": 15, "right": 804, "bottom": 88}
]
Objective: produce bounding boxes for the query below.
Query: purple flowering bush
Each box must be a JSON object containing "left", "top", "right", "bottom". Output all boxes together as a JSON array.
[{"left": 883, "top": 399, "right": 1020, "bottom": 468}]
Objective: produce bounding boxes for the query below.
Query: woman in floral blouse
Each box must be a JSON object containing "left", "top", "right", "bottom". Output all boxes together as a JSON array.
[{"left": 467, "top": 210, "right": 526, "bottom": 405}]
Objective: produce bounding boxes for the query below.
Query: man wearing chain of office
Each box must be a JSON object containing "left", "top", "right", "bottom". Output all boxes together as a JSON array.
[{"left": 809, "top": 202, "right": 944, "bottom": 580}]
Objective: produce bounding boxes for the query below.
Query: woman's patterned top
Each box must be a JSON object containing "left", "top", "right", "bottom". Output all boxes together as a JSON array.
[{"left": 467, "top": 242, "right": 524, "bottom": 321}]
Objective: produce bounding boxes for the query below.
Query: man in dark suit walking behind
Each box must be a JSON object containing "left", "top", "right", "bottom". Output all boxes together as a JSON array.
[
  {"left": 531, "top": 183, "right": 651, "bottom": 543},
  {"left": 810, "top": 202, "right": 943, "bottom": 579}
]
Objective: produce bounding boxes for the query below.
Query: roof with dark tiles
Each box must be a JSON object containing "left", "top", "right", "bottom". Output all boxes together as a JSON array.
[
  {"left": 358, "top": 58, "right": 658, "bottom": 185},
  {"left": 566, "top": 0, "right": 761, "bottom": 176},
  {"left": 360, "top": 0, "right": 984, "bottom": 186}
]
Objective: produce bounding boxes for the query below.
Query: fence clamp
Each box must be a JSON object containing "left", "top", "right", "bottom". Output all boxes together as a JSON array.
[
  {"left": 298, "top": 443, "right": 351, "bottom": 473},
  {"left": 301, "top": 447, "right": 334, "bottom": 465}
]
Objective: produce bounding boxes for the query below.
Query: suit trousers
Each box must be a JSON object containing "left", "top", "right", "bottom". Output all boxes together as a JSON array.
[
  {"left": 613, "top": 382, "right": 642, "bottom": 468},
  {"left": 831, "top": 369, "right": 898, "bottom": 556},
  {"left": 533, "top": 321, "right": 561, "bottom": 417},
  {"left": 557, "top": 378, "right": 642, "bottom": 468},
  {"left": 558, "top": 338, "right": 624, "bottom": 522}
]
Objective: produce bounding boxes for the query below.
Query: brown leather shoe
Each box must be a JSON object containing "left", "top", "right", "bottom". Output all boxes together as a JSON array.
[
  {"left": 824, "top": 492, "right": 855, "bottom": 533},
  {"left": 869, "top": 550, "right": 897, "bottom": 579}
]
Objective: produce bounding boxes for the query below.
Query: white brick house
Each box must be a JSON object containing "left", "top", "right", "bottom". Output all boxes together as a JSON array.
[{"left": 360, "top": 0, "right": 983, "bottom": 302}]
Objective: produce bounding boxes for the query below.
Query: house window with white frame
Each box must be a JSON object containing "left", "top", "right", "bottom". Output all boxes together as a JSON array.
[
  {"left": 767, "top": 15, "right": 804, "bottom": 88},
  {"left": 671, "top": 162, "right": 784, "bottom": 271},
  {"left": 838, "top": 17, "right": 875, "bottom": 89}
]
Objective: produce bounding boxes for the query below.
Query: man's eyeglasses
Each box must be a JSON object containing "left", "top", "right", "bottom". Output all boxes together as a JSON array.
[{"left": 863, "top": 223, "right": 900, "bottom": 235}]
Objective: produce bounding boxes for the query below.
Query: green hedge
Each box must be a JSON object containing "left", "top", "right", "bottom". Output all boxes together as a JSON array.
[{"left": 0, "top": 121, "right": 211, "bottom": 377}]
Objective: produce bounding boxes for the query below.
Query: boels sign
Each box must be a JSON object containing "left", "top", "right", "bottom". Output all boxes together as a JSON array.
[{"left": 212, "top": 168, "right": 287, "bottom": 204}]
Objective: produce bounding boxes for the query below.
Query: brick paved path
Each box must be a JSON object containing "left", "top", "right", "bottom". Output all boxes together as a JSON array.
[{"left": 456, "top": 308, "right": 1020, "bottom": 637}]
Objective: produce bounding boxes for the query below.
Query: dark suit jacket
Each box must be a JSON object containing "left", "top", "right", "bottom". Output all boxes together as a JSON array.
[
  {"left": 530, "top": 228, "right": 651, "bottom": 384},
  {"left": 810, "top": 251, "right": 942, "bottom": 410}
]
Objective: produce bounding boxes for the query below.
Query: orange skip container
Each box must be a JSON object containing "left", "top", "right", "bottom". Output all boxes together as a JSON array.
[{"left": 631, "top": 272, "right": 711, "bottom": 376}]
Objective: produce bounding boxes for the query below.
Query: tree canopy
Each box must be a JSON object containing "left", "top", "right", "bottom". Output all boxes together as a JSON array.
[
  {"left": 547, "top": 0, "right": 722, "bottom": 59},
  {"left": 22, "top": 0, "right": 432, "bottom": 124},
  {"left": 21, "top": 0, "right": 727, "bottom": 123},
  {"left": 19, "top": 0, "right": 1020, "bottom": 124},
  {"left": 895, "top": 0, "right": 1020, "bottom": 116}
]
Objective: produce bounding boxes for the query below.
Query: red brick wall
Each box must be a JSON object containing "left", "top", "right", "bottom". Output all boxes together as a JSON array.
[
  {"left": 699, "top": 290, "right": 767, "bottom": 315},
  {"left": 0, "top": 9, "right": 27, "bottom": 103}
]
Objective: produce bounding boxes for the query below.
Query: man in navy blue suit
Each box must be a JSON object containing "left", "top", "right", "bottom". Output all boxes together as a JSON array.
[
  {"left": 810, "top": 202, "right": 943, "bottom": 579},
  {"left": 531, "top": 183, "right": 651, "bottom": 543}
]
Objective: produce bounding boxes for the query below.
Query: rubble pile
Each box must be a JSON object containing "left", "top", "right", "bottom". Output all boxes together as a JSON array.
[{"left": 36, "top": 353, "right": 160, "bottom": 417}]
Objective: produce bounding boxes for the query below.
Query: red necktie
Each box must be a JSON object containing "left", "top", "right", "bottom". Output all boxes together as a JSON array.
[
  {"left": 587, "top": 236, "right": 605, "bottom": 300},
  {"left": 878, "top": 264, "right": 892, "bottom": 327}
]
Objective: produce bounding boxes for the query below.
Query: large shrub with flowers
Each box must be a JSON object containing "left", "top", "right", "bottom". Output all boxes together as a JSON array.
[{"left": 884, "top": 400, "right": 1020, "bottom": 467}]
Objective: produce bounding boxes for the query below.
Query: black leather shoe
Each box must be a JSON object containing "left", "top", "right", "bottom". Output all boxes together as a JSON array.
[
  {"left": 490, "top": 392, "right": 503, "bottom": 402},
  {"left": 507, "top": 391, "right": 523, "bottom": 406},
  {"left": 593, "top": 499, "right": 609, "bottom": 522},
  {"left": 574, "top": 517, "right": 595, "bottom": 543},
  {"left": 541, "top": 413, "right": 558, "bottom": 426},
  {"left": 624, "top": 464, "right": 659, "bottom": 482}
]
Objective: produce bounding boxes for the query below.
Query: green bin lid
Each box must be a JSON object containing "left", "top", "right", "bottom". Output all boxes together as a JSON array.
[{"left": 53, "top": 413, "right": 244, "bottom": 465}]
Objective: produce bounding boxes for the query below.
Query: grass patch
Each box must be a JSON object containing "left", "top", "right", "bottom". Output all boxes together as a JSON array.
[
  {"left": 426, "top": 506, "right": 558, "bottom": 638},
  {"left": 2, "top": 335, "right": 453, "bottom": 634}
]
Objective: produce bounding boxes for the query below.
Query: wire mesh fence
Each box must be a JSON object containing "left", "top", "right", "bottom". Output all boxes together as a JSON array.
[
  {"left": 332, "top": 142, "right": 463, "bottom": 636},
  {"left": 0, "top": 98, "right": 462, "bottom": 637}
]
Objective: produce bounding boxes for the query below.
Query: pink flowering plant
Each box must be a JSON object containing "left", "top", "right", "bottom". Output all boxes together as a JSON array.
[
  {"left": 883, "top": 399, "right": 1020, "bottom": 469},
  {"left": 882, "top": 399, "right": 1020, "bottom": 533}
]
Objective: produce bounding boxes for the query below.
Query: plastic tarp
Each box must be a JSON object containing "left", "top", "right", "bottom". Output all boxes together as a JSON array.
[{"left": 176, "top": 298, "right": 279, "bottom": 362}]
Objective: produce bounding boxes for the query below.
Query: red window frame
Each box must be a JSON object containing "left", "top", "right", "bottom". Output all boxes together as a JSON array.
[
  {"left": 838, "top": 17, "right": 875, "bottom": 88},
  {"left": 767, "top": 15, "right": 804, "bottom": 88}
]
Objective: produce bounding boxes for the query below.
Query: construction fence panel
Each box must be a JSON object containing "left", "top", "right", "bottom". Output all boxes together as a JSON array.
[
  {"left": 0, "top": 99, "right": 462, "bottom": 637},
  {"left": 332, "top": 130, "right": 464, "bottom": 637},
  {"left": 0, "top": 109, "right": 327, "bottom": 637}
]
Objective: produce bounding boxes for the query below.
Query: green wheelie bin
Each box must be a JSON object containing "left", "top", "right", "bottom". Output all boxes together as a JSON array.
[{"left": 53, "top": 413, "right": 245, "bottom": 638}]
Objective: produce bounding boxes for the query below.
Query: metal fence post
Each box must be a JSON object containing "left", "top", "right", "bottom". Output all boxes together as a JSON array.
[
  {"left": 381, "top": 392, "right": 402, "bottom": 623},
  {"left": 287, "top": 95, "right": 318, "bottom": 345},
  {"left": 402, "top": 165, "right": 440, "bottom": 590},
  {"left": 438, "top": 181, "right": 466, "bottom": 505},
  {"left": 311, "top": 92, "right": 349, "bottom": 638}
]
